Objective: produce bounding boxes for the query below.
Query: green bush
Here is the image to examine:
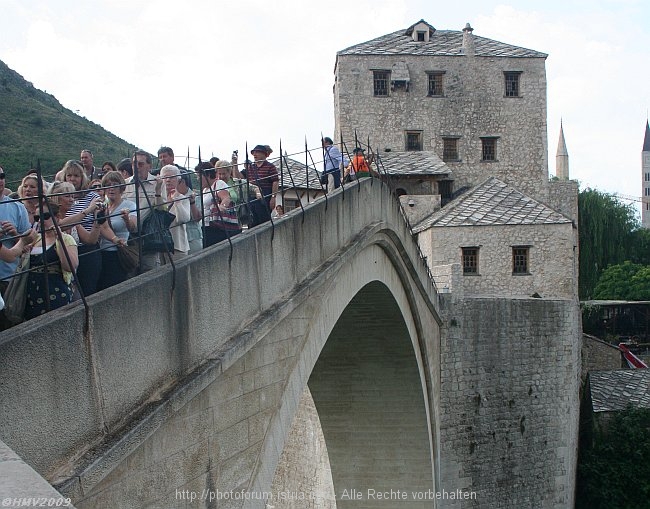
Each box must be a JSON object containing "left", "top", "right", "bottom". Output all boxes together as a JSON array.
[{"left": 576, "top": 407, "right": 650, "bottom": 508}]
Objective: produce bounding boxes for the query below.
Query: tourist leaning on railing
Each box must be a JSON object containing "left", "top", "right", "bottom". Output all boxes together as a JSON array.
[
  {"left": 199, "top": 163, "right": 241, "bottom": 247},
  {"left": 97, "top": 171, "right": 137, "bottom": 290},
  {"left": 243, "top": 145, "right": 278, "bottom": 217},
  {"left": 24, "top": 202, "right": 78, "bottom": 320},
  {"left": 62, "top": 160, "right": 104, "bottom": 297},
  {"left": 160, "top": 165, "right": 190, "bottom": 258},
  {"left": 18, "top": 173, "right": 46, "bottom": 225},
  {"left": 0, "top": 169, "right": 31, "bottom": 330},
  {"left": 124, "top": 151, "right": 166, "bottom": 272}
]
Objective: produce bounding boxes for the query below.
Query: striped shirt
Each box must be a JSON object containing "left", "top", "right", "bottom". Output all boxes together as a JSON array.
[
  {"left": 68, "top": 191, "right": 101, "bottom": 245},
  {"left": 245, "top": 160, "right": 278, "bottom": 201}
]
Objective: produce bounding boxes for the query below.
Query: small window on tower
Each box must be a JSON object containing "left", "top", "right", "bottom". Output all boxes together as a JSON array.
[
  {"left": 427, "top": 72, "right": 445, "bottom": 97},
  {"left": 512, "top": 246, "right": 530, "bottom": 275},
  {"left": 442, "top": 137, "right": 459, "bottom": 162},
  {"left": 504, "top": 71, "right": 522, "bottom": 97},
  {"left": 373, "top": 71, "right": 390, "bottom": 97},
  {"left": 481, "top": 137, "right": 498, "bottom": 161},
  {"left": 462, "top": 247, "right": 479, "bottom": 275},
  {"left": 406, "top": 131, "right": 423, "bottom": 151}
]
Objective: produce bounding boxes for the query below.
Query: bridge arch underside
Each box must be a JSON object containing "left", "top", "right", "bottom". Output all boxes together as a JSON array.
[
  {"left": 251, "top": 237, "right": 441, "bottom": 508},
  {"left": 292, "top": 281, "right": 435, "bottom": 508}
]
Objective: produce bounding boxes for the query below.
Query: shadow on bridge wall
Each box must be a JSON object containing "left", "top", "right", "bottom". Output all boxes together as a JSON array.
[{"left": 0, "top": 178, "right": 441, "bottom": 507}]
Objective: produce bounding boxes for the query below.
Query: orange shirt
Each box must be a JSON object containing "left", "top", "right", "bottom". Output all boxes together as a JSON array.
[{"left": 351, "top": 154, "right": 370, "bottom": 174}]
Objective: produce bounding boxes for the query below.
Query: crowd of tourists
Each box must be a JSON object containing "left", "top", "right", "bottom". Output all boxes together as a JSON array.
[
  {"left": 0, "top": 144, "right": 288, "bottom": 329},
  {"left": 0, "top": 138, "right": 379, "bottom": 329}
]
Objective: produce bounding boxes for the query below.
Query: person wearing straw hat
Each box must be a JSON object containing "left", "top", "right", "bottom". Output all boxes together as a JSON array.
[{"left": 244, "top": 144, "right": 278, "bottom": 218}]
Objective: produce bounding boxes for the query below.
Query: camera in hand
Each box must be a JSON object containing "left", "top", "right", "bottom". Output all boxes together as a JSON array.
[{"left": 96, "top": 207, "right": 107, "bottom": 225}]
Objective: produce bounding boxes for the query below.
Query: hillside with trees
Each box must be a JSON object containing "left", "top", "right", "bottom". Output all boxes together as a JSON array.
[{"left": 0, "top": 59, "right": 137, "bottom": 186}]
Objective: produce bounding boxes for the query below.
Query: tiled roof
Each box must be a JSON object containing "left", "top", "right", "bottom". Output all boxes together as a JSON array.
[
  {"left": 589, "top": 369, "right": 650, "bottom": 413},
  {"left": 271, "top": 156, "right": 322, "bottom": 191},
  {"left": 338, "top": 21, "right": 547, "bottom": 59},
  {"left": 413, "top": 177, "right": 572, "bottom": 232},
  {"left": 376, "top": 151, "right": 452, "bottom": 176}
]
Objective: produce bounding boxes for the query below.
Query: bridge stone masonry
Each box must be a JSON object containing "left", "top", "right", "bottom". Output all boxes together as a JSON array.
[{"left": 0, "top": 178, "right": 580, "bottom": 508}]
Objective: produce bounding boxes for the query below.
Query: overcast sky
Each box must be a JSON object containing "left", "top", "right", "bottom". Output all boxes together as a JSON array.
[{"left": 1, "top": 0, "right": 649, "bottom": 213}]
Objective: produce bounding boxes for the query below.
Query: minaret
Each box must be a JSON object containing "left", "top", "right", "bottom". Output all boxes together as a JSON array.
[
  {"left": 556, "top": 120, "right": 569, "bottom": 180},
  {"left": 642, "top": 120, "right": 650, "bottom": 229}
]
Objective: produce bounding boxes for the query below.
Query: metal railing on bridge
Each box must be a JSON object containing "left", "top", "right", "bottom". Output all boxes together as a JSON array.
[{"left": 0, "top": 134, "right": 437, "bottom": 331}]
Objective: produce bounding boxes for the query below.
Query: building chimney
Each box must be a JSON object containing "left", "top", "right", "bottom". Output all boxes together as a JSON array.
[{"left": 462, "top": 23, "right": 475, "bottom": 56}]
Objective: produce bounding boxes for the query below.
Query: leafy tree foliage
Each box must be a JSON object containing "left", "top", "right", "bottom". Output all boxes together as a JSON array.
[
  {"left": 576, "top": 407, "right": 650, "bottom": 509},
  {"left": 593, "top": 261, "right": 650, "bottom": 301},
  {"left": 579, "top": 189, "right": 640, "bottom": 299},
  {"left": 629, "top": 228, "right": 650, "bottom": 265}
]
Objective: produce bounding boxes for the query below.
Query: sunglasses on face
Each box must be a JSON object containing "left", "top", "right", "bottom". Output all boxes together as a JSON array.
[
  {"left": 33, "top": 212, "right": 52, "bottom": 222},
  {"left": 0, "top": 173, "right": 5, "bottom": 179}
]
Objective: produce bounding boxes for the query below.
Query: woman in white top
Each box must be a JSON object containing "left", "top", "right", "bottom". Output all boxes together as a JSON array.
[
  {"left": 97, "top": 171, "right": 137, "bottom": 290},
  {"left": 160, "top": 165, "right": 190, "bottom": 257}
]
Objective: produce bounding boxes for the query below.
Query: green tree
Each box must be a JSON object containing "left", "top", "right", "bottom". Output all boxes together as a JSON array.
[
  {"left": 579, "top": 189, "right": 639, "bottom": 299},
  {"left": 593, "top": 261, "right": 650, "bottom": 300},
  {"left": 576, "top": 407, "right": 650, "bottom": 509},
  {"left": 630, "top": 228, "right": 650, "bottom": 265}
]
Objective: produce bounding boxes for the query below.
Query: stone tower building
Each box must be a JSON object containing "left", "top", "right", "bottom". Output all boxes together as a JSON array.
[
  {"left": 641, "top": 120, "right": 650, "bottom": 228},
  {"left": 334, "top": 19, "right": 550, "bottom": 200},
  {"left": 556, "top": 120, "right": 569, "bottom": 180}
]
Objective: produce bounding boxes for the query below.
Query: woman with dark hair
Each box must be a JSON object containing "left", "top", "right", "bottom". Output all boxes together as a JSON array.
[
  {"left": 101, "top": 161, "right": 117, "bottom": 175},
  {"left": 117, "top": 158, "right": 133, "bottom": 180}
]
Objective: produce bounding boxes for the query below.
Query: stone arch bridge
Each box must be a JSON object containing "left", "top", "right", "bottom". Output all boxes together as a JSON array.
[{"left": 0, "top": 179, "right": 447, "bottom": 508}]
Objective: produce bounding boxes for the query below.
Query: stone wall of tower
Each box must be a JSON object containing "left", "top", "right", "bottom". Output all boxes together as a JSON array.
[
  {"left": 334, "top": 52, "right": 549, "bottom": 199},
  {"left": 437, "top": 295, "right": 581, "bottom": 508}
]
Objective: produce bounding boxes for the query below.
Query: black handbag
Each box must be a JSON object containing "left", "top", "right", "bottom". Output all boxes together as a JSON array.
[
  {"left": 116, "top": 241, "right": 140, "bottom": 272},
  {"left": 107, "top": 213, "right": 140, "bottom": 272},
  {"left": 320, "top": 172, "right": 329, "bottom": 185},
  {"left": 141, "top": 209, "right": 175, "bottom": 253},
  {"left": 249, "top": 199, "right": 271, "bottom": 227}
]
